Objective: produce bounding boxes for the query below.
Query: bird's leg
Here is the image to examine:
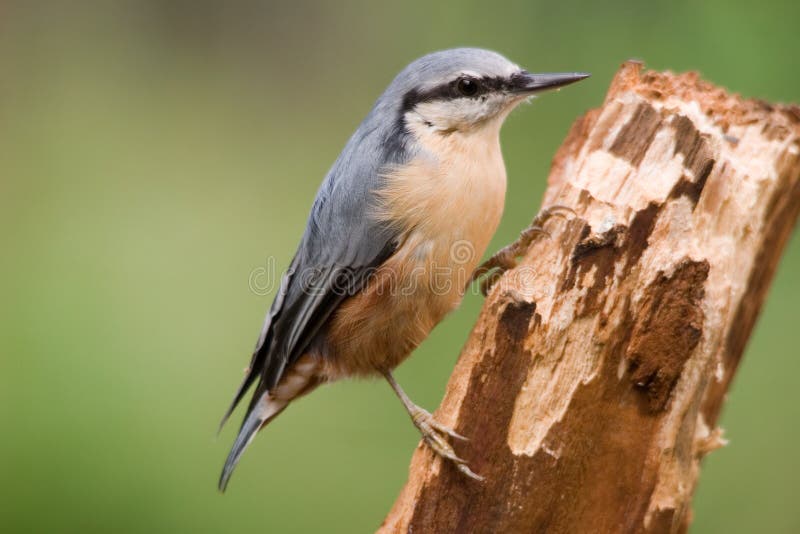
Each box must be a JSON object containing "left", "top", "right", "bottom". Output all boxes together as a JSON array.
[
  {"left": 382, "top": 370, "right": 483, "bottom": 481},
  {"left": 471, "top": 205, "right": 575, "bottom": 296}
]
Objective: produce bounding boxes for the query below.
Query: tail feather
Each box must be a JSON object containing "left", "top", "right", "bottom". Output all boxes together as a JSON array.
[
  {"left": 218, "top": 392, "right": 287, "bottom": 492},
  {"left": 218, "top": 355, "right": 321, "bottom": 492},
  {"left": 217, "top": 369, "right": 260, "bottom": 435}
]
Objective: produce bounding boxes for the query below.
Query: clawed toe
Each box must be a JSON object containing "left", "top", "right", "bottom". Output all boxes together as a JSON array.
[
  {"left": 519, "top": 225, "right": 551, "bottom": 242},
  {"left": 412, "top": 408, "right": 483, "bottom": 481},
  {"left": 384, "top": 371, "right": 483, "bottom": 482},
  {"left": 427, "top": 414, "right": 468, "bottom": 441},
  {"left": 471, "top": 204, "right": 576, "bottom": 296},
  {"left": 480, "top": 270, "right": 504, "bottom": 296},
  {"left": 536, "top": 204, "right": 576, "bottom": 222}
]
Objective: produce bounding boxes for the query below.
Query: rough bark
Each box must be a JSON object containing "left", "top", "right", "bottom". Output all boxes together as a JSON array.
[{"left": 379, "top": 61, "right": 800, "bottom": 534}]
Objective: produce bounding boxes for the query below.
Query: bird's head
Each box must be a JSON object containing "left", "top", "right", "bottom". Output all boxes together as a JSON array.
[{"left": 383, "top": 48, "right": 588, "bottom": 137}]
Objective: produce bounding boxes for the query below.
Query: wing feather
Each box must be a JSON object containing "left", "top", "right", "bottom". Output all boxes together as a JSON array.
[
  {"left": 217, "top": 70, "right": 419, "bottom": 490},
  {"left": 220, "top": 103, "right": 410, "bottom": 432}
]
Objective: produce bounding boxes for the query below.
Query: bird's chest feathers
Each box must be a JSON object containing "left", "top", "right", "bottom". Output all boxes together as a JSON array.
[
  {"left": 376, "top": 129, "right": 507, "bottom": 272},
  {"left": 325, "top": 129, "right": 508, "bottom": 375}
]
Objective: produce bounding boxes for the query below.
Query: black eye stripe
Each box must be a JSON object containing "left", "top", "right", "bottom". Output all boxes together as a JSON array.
[{"left": 401, "top": 75, "right": 512, "bottom": 112}]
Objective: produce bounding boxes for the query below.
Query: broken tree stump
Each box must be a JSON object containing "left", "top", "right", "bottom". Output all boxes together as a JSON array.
[{"left": 379, "top": 61, "right": 800, "bottom": 534}]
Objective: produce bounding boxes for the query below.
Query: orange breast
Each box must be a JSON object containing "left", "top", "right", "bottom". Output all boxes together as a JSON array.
[{"left": 321, "top": 127, "right": 507, "bottom": 379}]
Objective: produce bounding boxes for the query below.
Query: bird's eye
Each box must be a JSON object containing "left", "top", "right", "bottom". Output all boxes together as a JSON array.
[{"left": 456, "top": 77, "right": 479, "bottom": 97}]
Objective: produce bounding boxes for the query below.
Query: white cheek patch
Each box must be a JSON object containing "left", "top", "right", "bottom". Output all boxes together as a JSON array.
[{"left": 413, "top": 93, "right": 509, "bottom": 131}]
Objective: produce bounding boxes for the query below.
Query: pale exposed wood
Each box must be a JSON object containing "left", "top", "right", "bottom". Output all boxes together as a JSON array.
[{"left": 379, "top": 61, "right": 800, "bottom": 534}]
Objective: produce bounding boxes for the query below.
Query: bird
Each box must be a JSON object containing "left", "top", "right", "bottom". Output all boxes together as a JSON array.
[{"left": 218, "top": 48, "right": 588, "bottom": 490}]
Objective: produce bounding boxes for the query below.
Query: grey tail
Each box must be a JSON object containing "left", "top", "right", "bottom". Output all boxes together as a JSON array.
[
  {"left": 218, "top": 391, "right": 287, "bottom": 492},
  {"left": 217, "top": 366, "right": 260, "bottom": 435}
]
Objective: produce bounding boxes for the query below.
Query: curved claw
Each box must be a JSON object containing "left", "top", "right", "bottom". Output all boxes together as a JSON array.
[
  {"left": 412, "top": 408, "right": 482, "bottom": 481},
  {"left": 480, "top": 270, "right": 503, "bottom": 296},
  {"left": 539, "top": 204, "right": 576, "bottom": 219},
  {"left": 519, "top": 225, "right": 552, "bottom": 242},
  {"left": 472, "top": 205, "right": 576, "bottom": 298},
  {"left": 457, "top": 463, "right": 485, "bottom": 481},
  {"left": 422, "top": 432, "right": 463, "bottom": 464},
  {"left": 422, "top": 430, "right": 484, "bottom": 481},
  {"left": 428, "top": 418, "right": 469, "bottom": 441},
  {"left": 385, "top": 372, "right": 483, "bottom": 482}
]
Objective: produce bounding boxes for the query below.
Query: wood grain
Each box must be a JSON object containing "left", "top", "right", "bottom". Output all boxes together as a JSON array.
[{"left": 378, "top": 61, "right": 800, "bottom": 534}]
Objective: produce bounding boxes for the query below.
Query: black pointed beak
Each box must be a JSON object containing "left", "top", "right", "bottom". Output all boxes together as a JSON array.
[{"left": 511, "top": 71, "right": 590, "bottom": 94}]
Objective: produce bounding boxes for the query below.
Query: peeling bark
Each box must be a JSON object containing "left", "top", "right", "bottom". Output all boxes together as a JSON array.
[{"left": 379, "top": 61, "right": 800, "bottom": 534}]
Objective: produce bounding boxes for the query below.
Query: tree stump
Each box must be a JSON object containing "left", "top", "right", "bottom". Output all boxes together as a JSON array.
[{"left": 379, "top": 61, "right": 800, "bottom": 534}]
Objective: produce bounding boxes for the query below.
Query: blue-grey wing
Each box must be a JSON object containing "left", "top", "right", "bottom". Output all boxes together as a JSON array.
[{"left": 220, "top": 108, "right": 410, "bottom": 429}]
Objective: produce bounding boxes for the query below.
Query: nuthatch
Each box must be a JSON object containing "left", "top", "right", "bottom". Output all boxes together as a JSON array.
[{"left": 219, "top": 48, "right": 588, "bottom": 489}]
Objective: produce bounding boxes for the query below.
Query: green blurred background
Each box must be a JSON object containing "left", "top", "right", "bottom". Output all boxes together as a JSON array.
[{"left": 1, "top": 1, "right": 798, "bottom": 532}]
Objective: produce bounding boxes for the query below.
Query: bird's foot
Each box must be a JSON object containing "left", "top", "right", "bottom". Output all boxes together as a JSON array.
[
  {"left": 471, "top": 205, "right": 575, "bottom": 296},
  {"left": 409, "top": 405, "right": 483, "bottom": 481}
]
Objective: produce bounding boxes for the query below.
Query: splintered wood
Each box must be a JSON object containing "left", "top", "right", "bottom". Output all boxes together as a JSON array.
[{"left": 379, "top": 61, "right": 800, "bottom": 534}]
